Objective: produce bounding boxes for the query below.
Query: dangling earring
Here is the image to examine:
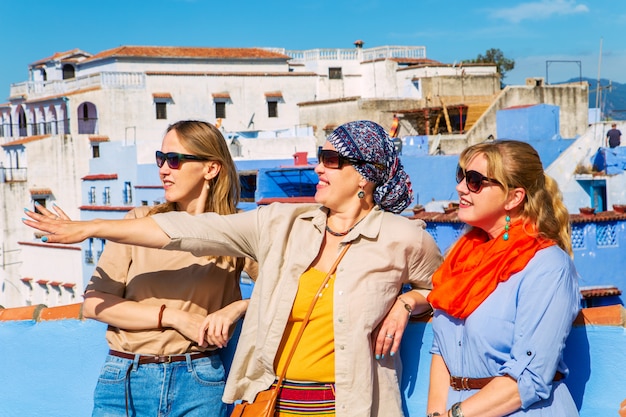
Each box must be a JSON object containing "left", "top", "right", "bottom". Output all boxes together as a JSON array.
[
  {"left": 503, "top": 213, "right": 511, "bottom": 241},
  {"left": 357, "top": 185, "right": 365, "bottom": 199}
]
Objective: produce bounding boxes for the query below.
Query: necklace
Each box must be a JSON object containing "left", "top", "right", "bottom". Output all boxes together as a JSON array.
[{"left": 325, "top": 216, "right": 365, "bottom": 237}]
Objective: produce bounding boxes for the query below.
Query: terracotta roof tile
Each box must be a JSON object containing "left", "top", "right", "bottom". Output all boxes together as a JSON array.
[
  {"left": 30, "top": 49, "right": 90, "bottom": 66},
  {"left": 82, "top": 46, "right": 290, "bottom": 63},
  {"left": 1, "top": 134, "right": 51, "bottom": 147},
  {"left": 152, "top": 92, "right": 172, "bottom": 99},
  {"left": 212, "top": 92, "right": 231, "bottom": 99},
  {"left": 0, "top": 305, "right": 45, "bottom": 321},
  {"left": 264, "top": 91, "right": 283, "bottom": 98},
  {"left": 574, "top": 305, "right": 625, "bottom": 326},
  {"left": 39, "top": 303, "right": 82, "bottom": 321},
  {"left": 580, "top": 286, "right": 622, "bottom": 299},
  {"left": 81, "top": 174, "right": 118, "bottom": 181},
  {"left": 89, "top": 135, "right": 110, "bottom": 142},
  {"left": 29, "top": 188, "right": 53, "bottom": 196}
]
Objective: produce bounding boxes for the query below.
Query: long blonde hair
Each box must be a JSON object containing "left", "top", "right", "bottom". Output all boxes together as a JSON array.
[
  {"left": 459, "top": 140, "right": 572, "bottom": 256},
  {"left": 148, "top": 121, "right": 242, "bottom": 268},
  {"left": 149, "top": 120, "right": 240, "bottom": 216}
]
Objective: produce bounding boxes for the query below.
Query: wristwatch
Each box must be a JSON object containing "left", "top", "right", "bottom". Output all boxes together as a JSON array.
[
  {"left": 426, "top": 413, "right": 441, "bottom": 417},
  {"left": 449, "top": 402, "right": 465, "bottom": 417}
]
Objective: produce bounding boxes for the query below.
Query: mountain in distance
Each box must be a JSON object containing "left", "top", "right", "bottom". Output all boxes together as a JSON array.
[{"left": 568, "top": 77, "right": 626, "bottom": 120}]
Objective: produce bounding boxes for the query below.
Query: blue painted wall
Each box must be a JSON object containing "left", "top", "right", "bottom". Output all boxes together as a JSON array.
[
  {"left": 497, "top": 104, "right": 560, "bottom": 142},
  {"left": 1, "top": 316, "right": 623, "bottom": 416}
]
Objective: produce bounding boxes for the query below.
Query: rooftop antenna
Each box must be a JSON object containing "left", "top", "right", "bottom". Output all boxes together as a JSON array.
[
  {"left": 593, "top": 37, "right": 603, "bottom": 145},
  {"left": 595, "top": 37, "right": 603, "bottom": 120}
]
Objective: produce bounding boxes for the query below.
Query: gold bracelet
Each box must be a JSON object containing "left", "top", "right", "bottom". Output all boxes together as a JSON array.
[{"left": 397, "top": 296, "right": 412, "bottom": 316}]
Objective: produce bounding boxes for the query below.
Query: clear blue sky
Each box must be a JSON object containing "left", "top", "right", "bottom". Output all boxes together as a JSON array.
[{"left": 1, "top": 0, "right": 624, "bottom": 101}]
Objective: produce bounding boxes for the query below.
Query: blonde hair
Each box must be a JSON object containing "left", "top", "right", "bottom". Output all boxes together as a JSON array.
[
  {"left": 459, "top": 140, "right": 572, "bottom": 256},
  {"left": 149, "top": 120, "right": 240, "bottom": 216},
  {"left": 148, "top": 120, "right": 242, "bottom": 267}
]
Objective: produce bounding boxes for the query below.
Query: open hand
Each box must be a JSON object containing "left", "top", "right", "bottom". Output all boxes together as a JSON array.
[{"left": 22, "top": 203, "right": 90, "bottom": 244}]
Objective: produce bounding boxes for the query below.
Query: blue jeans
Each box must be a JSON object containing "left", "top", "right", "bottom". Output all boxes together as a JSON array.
[{"left": 92, "top": 353, "right": 227, "bottom": 417}]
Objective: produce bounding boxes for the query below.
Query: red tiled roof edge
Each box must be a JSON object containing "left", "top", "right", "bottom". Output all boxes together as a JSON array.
[
  {"left": 0, "top": 303, "right": 83, "bottom": 322},
  {"left": 1, "top": 134, "right": 52, "bottom": 147},
  {"left": 82, "top": 46, "right": 290, "bottom": 63},
  {"left": 573, "top": 305, "right": 626, "bottom": 327},
  {"left": 81, "top": 174, "right": 118, "bottom": 181},
  {"left": 408, "top": 306, "right": 626, "bottom": 326},
  {"left": 0, "top": 303, "right": 623, "bottom": 326}
]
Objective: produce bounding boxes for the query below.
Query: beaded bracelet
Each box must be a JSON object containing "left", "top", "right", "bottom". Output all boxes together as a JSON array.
[{"left": 157, "top": 304, "right": 166, "bottom": 330}]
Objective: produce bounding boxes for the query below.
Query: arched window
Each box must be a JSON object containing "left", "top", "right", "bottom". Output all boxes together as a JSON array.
[
  {"left": 18, "top": 107, "right": 27, "bottom": 137},
  {"left": 47, "top": 105, "right": 58, "bottom": 135},
  {"left": 62, "top": 64, "right": 75, "bottom": 80},
  {"left": 77, "top": 102, "right": 98, "bottom": 134}
]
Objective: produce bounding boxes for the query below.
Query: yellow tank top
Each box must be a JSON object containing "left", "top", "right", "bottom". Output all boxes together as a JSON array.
[{"left": 274, "top": 267, "right": 335, "bottom": 382}]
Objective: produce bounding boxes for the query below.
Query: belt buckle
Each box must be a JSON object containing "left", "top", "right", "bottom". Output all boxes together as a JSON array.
[
  {"left": 154, "top": 355, "right": 172, "bottom": 363},
  {"left": 450, "top": 376, "right": 469, "bottom": 391},
  {"left": 462, "top": 377, "right": 469, "bottom": 390}
]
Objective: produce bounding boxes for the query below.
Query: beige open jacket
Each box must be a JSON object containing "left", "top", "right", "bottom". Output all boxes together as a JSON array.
[{"left": 154, "top": 203, "right": 443, "bottom": 417}]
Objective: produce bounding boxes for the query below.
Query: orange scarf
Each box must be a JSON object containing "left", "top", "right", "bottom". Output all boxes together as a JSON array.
[{"left": 427, "top": 221, "right": 555, "bottom": 319}]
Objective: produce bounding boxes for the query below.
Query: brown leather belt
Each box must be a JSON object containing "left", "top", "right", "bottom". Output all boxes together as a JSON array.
[
  {"left": 450, "top": 371, "right": 564, "bottom": 390},
  {"left": 109, "top": 349, "right": 218, "bottom": 365}
]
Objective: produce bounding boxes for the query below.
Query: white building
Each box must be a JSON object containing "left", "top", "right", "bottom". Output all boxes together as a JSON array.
[{"left": 5, "top": 42, "right": 479, "bottom": 307}]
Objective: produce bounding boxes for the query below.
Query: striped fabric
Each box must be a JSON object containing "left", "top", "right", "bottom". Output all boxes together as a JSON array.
[{"left": 274, "top": 381, "right": 335, "bottom": 416}]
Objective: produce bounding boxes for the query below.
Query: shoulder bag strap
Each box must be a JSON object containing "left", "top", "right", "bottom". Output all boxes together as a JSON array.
[{"left": 275, "top": 242, "right": 352, "bottom": 388}]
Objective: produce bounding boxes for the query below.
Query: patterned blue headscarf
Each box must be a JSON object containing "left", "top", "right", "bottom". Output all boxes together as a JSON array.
[{"left": 327, "top": 120, "right": 413, "bottom": 214}]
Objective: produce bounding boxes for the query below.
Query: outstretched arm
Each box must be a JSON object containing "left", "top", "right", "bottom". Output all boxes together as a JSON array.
[{"left": 23, "top": 203, "right": 169, "bottom": 247}]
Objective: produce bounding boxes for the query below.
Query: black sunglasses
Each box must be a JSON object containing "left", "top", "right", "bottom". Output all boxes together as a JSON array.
[
  {"left": 456, "top": 165, "right": 502, "bottom": 193},
  {"left": 156, "top": 151, "right": 208, "bottom": 169},
  {"left": 317, "top": 148, "right": 385, "bottom": 170}
]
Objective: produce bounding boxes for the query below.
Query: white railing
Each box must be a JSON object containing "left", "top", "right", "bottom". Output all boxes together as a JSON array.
[
  {"left": 362, "top": 46, "right": 426, "bottom": 61},
  {"left": 267, "top": 45, "right": 426, "bottom": 64},
  {"left": 9, "top": 72, "right": 146, "bottom": 100}
]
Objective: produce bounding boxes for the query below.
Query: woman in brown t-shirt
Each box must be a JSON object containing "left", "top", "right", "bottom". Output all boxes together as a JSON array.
[{"left": 81, "top": 120, "right": 249, "bottom": 417}]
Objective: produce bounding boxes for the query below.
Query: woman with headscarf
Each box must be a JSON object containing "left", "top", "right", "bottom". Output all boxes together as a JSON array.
[{"left": 25, "top": 120, "right": 443, "bottom": 417}]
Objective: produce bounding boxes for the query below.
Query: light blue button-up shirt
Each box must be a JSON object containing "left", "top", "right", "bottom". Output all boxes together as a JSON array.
[{"left": 431, "top": 245, "right": 580, "bottom": 415}]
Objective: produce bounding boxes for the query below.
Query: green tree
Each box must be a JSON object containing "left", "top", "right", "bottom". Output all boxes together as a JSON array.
[{"left": 464, "top": 48, "right": 515, "bottom": 86}]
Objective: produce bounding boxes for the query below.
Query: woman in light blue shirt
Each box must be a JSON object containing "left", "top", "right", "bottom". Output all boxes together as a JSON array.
[{"left": 426, "top": 140, "right": 580, "bottom": 417}]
